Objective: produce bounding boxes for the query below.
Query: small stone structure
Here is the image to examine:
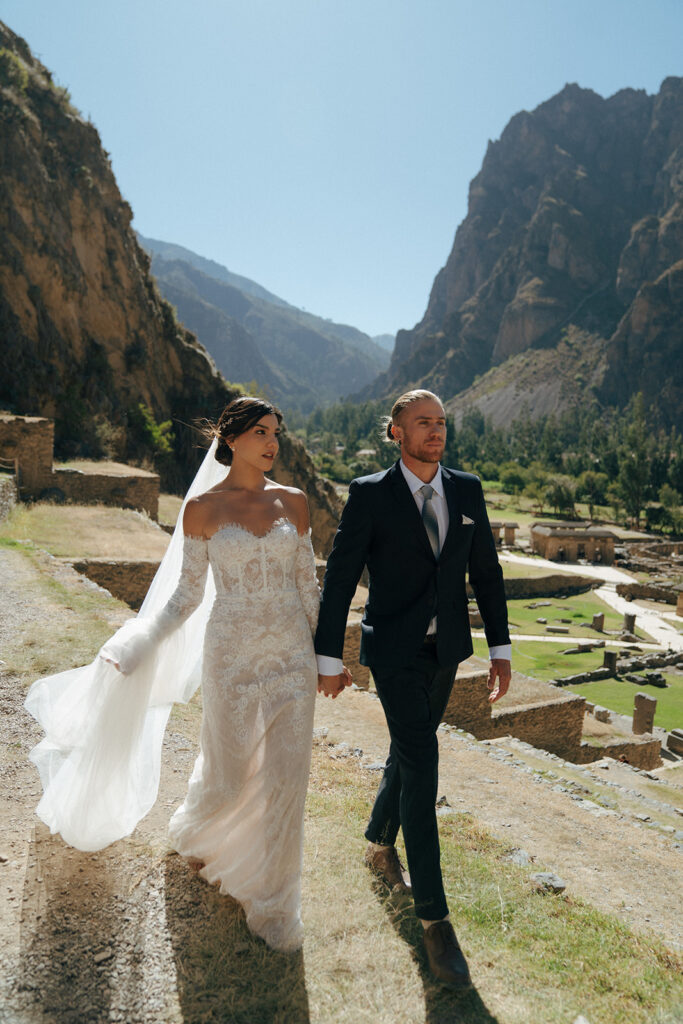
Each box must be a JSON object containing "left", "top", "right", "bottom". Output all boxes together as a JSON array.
[
  {"left": 0, "top": 414, "right": 54, "bottom": 493},
  {"left": 530, "top": 521, "right": 616, "bottom": 564},
  {"left": 632, "top": 693, "right": 656, "bottom": 735},
  {"left": 0, "top": 414, "right": 159, "bottom": 518},
  {"left": 0, "top": 473, "right": 17, "bottom": 520},
  {"left": 489, "top": 521, "right": 519, "bottom": 547}
]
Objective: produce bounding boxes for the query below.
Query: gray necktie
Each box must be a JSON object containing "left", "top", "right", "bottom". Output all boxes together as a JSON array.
[{"left": 419, "top": 484, "right": 440, "bottom": 559}]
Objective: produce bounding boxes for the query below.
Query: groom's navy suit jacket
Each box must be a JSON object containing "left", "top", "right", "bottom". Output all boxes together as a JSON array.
[{"left": 315, "top": 461, "right": 509, "bottom": 671}]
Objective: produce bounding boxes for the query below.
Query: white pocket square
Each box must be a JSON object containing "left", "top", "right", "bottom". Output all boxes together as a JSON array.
[{"left": 462, "top": 514, "right": 474, "bottom": 525}]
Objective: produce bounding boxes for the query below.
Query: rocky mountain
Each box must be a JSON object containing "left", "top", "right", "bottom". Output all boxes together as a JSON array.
[
  {"left": 139, "top": 236, "right": 390, "bottom": 411},
  {"left": 369, "top": 79, "right": 683, "bottom": 429},
  {"left": 0, "top": 22, "right": 341, "bottom": 551}
]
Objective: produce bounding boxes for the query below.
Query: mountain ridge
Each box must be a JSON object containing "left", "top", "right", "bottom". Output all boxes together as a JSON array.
[
  {"left": 139, "top": 235, "right": 391, "bottom": 411},
  {"left": 367, "top": 78, "right": 683, "bottom": 429}
]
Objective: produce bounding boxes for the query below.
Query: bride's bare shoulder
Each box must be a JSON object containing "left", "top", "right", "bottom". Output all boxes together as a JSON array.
[
  {"left": 267, "top": 483, "right": 310, "bottom": 535},
  {"left": 182, "top": 493, "right": 214, "bottom": 538}
]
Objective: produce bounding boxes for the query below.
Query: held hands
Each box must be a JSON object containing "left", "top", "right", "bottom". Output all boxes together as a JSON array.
[
  {"left": 487, "top": 659, "right": 511, "bottom": 703},
  {"left": 317, "top": 666, "right": 352, "bottom": 699}
]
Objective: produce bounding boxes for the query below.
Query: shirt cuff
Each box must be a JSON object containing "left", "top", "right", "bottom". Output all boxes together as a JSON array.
[
  {"left": 489, "top": 644, "right": 512, "bottom": 661},
  {"left": 316, "top": 654, "right": 344, "bottom": 676}
]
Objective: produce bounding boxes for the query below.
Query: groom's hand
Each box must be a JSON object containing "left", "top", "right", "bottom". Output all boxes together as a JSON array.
[
  {"left": 487, "top": 659, "right": 511, "bottom": 703},
  {"left": 318, "top": 667, "right": 352, "bottom": 699}
]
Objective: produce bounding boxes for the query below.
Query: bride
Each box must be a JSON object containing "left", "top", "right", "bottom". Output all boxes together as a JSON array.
[{"left": 25, "top": 395, "right": 331, "bottom": 951}]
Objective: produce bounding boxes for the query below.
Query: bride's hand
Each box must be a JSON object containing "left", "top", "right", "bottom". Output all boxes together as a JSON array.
[
  {"left": 99, "top": 655, "right": 123, "bottom": 673},
  {"left": 317, "top": 672, "right": 348, "bottom": 699}
]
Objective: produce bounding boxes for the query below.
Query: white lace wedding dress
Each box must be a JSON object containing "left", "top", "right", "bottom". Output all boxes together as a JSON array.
[
  {"left": 165, "top": 519, "right": 320, "bottom": 950},
  {"left": 26, "top": 510, "right": 320, "bottom": 952}
]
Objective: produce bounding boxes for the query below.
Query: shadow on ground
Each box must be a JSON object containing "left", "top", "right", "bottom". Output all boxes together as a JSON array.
[
  {"left": 371, "top": 878, "right": 501, "bottom": 1024},
  {"left": 164, "top": 852, "right": 311, "bottom": 1024}
]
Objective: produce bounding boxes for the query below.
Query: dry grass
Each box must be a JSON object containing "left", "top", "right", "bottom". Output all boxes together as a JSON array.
[
  {"left": 55, "top": 459, "right": 155, "bottom": 477},
  {"left": 159, "top": 493, "right": 184, "bottom": 526},
  {"left": 0, "top": 503, "right": 169, "bottom": 559},
  {"left": 158, "top": 737, "right": 683, "bottom": 1024}
]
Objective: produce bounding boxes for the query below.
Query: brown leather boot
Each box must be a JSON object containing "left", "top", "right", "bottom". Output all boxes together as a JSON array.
[
  {"left": 364, "top": 843, "right": 412, "bottom": 893},
  {"left": 423, "top": 920, "right": 471, "bottom": 989}
]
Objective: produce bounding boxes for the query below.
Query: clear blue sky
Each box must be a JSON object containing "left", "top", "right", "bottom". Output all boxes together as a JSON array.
[{"left": 3, "top": 1, "right": 681, "bottom": 337}]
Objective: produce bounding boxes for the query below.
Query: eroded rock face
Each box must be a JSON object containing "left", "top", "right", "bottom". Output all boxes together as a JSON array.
[
  {"left": 370, "top": 79, "right": 683, "bottom": 428},
  {"left": 0, "top": 22, "right": 341, "bottom": 552}
]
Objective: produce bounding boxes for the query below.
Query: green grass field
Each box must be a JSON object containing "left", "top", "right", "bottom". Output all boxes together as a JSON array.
[
  {"left": 473, "top": 635, "right": 683, "bottom": 731},
  {"left": 505, "top": 594, "right": 652, "bottom": 641},
  {"left": 575, "top": 676, "right": 683, "bottom": 732},
  {"left": 472, "top": 636, "right": 613, "bottom": 682}
]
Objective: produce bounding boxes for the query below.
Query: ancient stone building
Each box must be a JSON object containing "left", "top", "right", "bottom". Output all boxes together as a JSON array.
[
  {"left": 530, "top": 522, "right": 616, "bottom": 564},
  {"left": 0, "top": 414, "right": 159, "bottom": 518}
]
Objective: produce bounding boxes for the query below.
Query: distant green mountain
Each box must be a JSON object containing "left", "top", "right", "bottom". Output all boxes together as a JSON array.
[{"left": 138, "top": 235, "right": 390, "bottom": 411}]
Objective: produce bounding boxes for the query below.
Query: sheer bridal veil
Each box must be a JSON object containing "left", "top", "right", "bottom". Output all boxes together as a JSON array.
[{"left": 25, "top": 440, "right": 226, "bottom": 851}]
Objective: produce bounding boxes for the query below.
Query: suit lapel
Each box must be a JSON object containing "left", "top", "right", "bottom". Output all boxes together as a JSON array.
[
  {"left": 439, "top": 468, "right": 461, "bottom": 561},
  {"left": 388, "top": 461, "right": 434, "bottom": 560}
]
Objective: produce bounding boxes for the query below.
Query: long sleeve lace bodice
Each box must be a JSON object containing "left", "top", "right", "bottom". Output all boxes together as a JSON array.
[
  {"left": 100, "top": 517, "right": 320, "bottom": 673},
  {"left": 99, "top": 537, "right": 209, "bottom": 676},
  {"left": 294, "top": 530, "right": 321, "bottom": 634}
]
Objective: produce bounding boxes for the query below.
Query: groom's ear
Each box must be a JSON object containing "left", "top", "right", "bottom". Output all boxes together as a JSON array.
[{"left": 391, "top": 424, "right": 402, "bottom": 443}]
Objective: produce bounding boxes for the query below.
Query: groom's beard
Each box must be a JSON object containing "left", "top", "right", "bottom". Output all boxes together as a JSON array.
[{"left": 401, "top": 438, "right": 445, "bottom": 464}]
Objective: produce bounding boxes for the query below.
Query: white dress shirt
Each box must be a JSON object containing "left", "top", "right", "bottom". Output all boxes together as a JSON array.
[{"left": 317, "top": 459, "right": 511, "bottom": 675}]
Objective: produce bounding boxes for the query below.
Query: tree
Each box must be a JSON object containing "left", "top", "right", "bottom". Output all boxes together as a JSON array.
[
  {"left": 523, "top": 480, "right": 546, "bottom": 515},
  {"left": 576, "top": 470, "right": 609, "bottom": 520},
  {"left": 545, "top": 476, "right": 575, "bottom": 516},
  {"left": 617, "top": 394, "right": 649, "bottom": 525},
  {"left": 499, "top": 463, "right": 527, "bottom": 495},
  {"left": 659, "top": 484, "right": 683, "bottom": 533}
]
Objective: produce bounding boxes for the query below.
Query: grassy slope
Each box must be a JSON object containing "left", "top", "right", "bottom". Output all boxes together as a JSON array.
[
  {"left": 5, "top": 533, "right": 682, "bottom": 1022},
  {"left": 0, "top": 504, "right": 169, "bottom": 559}
]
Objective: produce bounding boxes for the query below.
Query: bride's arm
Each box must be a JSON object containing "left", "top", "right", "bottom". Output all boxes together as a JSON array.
[
  {"left": 290, "top": 493, "right": 321, "bottom": 635},
  {"left": 100, "top": 505, "right": 210, "bottom": 674}
]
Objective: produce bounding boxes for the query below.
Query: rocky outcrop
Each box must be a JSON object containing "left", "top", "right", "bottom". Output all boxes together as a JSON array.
[
  {"left": 0, "top": 22, "right": 342, "bottom": 552},
  {"left": 369, "top": 79, "right": 683, "bottom": 429}
]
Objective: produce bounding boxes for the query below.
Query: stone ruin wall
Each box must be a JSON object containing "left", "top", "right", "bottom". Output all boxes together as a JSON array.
[
  {"left": 442, "top": 671, "right": 586, "bottom": 760},
  {"left": 616, "top": 581, "right": 680, "bottom": 605},
  {"left": 441, "top": 669, "right": 661, "bottom": 768},
  {"left": 72, "top": 559, "right": 160, "bottom": 611},
  {"left": 483, "top": 574, "right": 599, "bottom": 600},
  {"left": 0, "top": 415, "right": 159, "bottom": 518},
  {"left": 53, "top": 469, "right": 159, "bottom": 520},
  {"left": 0, "top": 416, "right": 54, "bottom": 492},
  {"left": 575, "top": 737, "right": 662, "bottom": 771}
]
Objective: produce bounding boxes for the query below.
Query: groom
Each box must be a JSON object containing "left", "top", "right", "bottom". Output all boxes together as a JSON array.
[{"left": 315, "top": 389, "right": 511, "bottom": 989}]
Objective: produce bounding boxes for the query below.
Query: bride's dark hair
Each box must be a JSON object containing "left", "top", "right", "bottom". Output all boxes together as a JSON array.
[{"left": 203, "top": 396, "right": 283, "bottom": 466}]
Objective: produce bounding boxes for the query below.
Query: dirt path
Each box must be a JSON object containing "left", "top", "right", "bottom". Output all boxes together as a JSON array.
[{"left": 1, "top": 546, "right": 682, "bottom": 1023}]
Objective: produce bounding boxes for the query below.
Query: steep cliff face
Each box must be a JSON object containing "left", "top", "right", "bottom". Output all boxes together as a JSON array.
[
  {"left": 371, "top": 79, "right": 683, "bottom": 428},
  {"left": 0, "top": 23, "right": 341, "bottom": 551}
]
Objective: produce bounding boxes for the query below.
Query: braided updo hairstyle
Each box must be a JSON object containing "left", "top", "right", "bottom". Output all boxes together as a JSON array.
[{"left": 205, "top": 396, "right": 283, "bottom": 466}]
